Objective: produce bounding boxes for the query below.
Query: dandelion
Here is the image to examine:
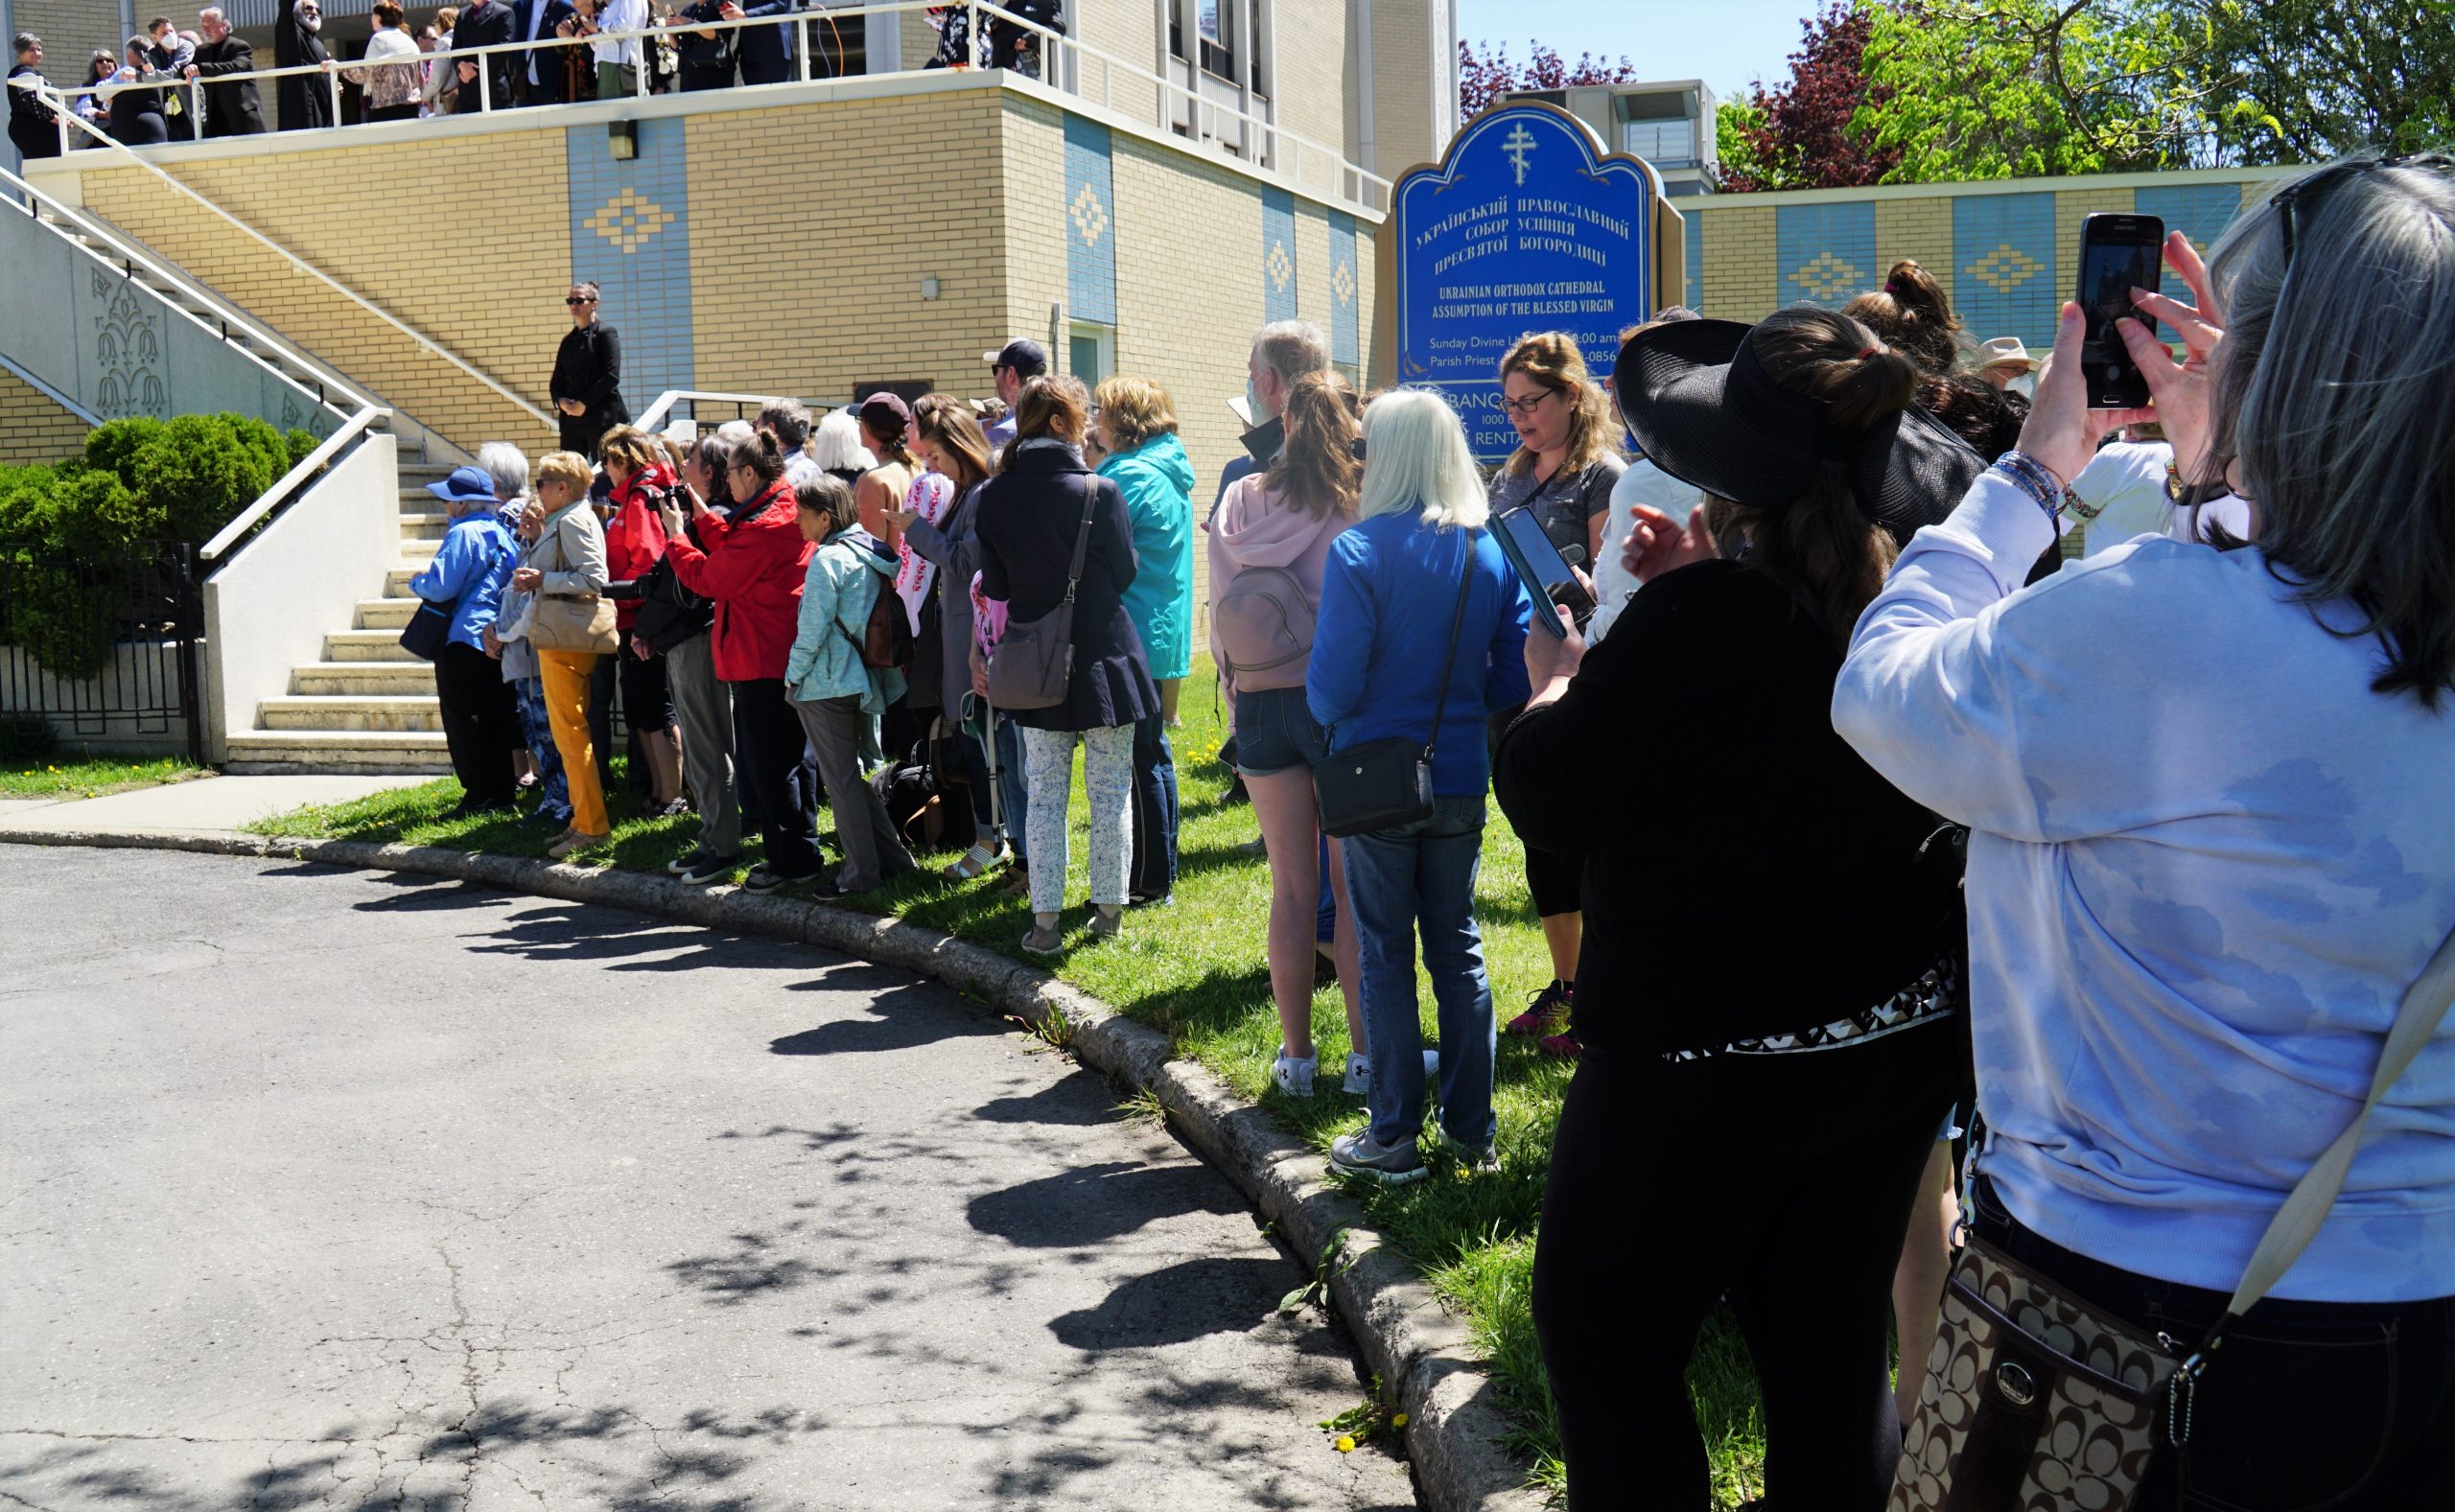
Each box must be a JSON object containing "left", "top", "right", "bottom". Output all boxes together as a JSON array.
[
  {"left": 1391, "top": 1412, "right": 1409, "bottom": 1429},
  {"left": 1334, "top": 1435, "right": 1355, "bottom": 1454}
]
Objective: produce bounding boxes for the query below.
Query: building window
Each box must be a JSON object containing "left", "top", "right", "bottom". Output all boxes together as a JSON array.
[
  {"left": 1169, "top": 0, "right": 1265, "bottom": 92},
  {"left": 1069, "top": 324, "right": 1114, "bottom": 389}
]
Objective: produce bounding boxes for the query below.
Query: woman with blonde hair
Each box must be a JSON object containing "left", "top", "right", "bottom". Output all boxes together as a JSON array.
[
  {"left": 1092, "top": 374, "right": 1196, "bottom": 905},
  {"left": 1212, "top": 370, "right": 1371, "bottom": 1096},
  {"left": 1488, "top": 331, "right": 1626, "bottom": 1055},
  {"left": 510, "top": 450, "right": 614, "bottom": 859},
  {"left": 1314, "top": 388, "right": 1531, "bottom": 1182},
  {"left": 597, "top": 424, "right": 684, "bottom": 813}
]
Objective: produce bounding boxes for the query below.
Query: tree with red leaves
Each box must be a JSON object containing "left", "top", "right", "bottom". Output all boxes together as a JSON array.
[
  {"left": 1719, "top": 2, "right": 1898, "bottom": 192},
  {"left": 1459, "top": 40, "right": 1642, "bottom": 120}
]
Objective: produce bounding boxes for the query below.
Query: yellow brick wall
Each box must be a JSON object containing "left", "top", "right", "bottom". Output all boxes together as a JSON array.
[
  {"left": 1072, "top": 0, "right": 1162, "bottom": 132},
  {"left": 1354, "top": 221, "right": 1376, "bottom": 386},
  {"left": 1875, "top": 198, "right": 1955, "bottom": 306},
  {"left": 1270, "top": 1, "right": 1353, "bottom": 159},
  {"left": 683, "top": 92, "right": 1009, "bottom": 403},
  {"left": 77, "top": 134, "right": 569, "bottom": 453},
  {"left": 1370, "top": 0, "right": 1434, "bottom": 175},
  {"left": 1699, "top": 204, "right": 1777, "bottom": 320},
  {"left": 14, "top": 0, "right": 120, "bottom": 90},
  {"left": 2055, "top": 186, "right": 2138, "bottom": 290},
  {"left": 1000, "top": 96, "right": 1068, "bottom": 368},
  {"left": 0, "top": 368, "right": 88, "bottom": 466}
]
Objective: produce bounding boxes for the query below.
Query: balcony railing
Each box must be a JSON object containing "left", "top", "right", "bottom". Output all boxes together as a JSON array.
[{"left": 18, "top": 1, "right": 1389, "bottom": 213}]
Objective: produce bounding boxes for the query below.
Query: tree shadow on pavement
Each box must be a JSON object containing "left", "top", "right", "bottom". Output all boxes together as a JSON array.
[
  {"left": 965, "top": 1161, "right": 1246, "bottom": 1248},
  {"left": 768, "top": 980, "right": 1006, "bottom": 1056}
]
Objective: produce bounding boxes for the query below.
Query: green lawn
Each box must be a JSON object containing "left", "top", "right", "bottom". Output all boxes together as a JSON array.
[
  {"left": 0, "top": 756, "right": 208, "bottom": 800},
  {"left": 246, "top": 657, "right": 1770, "bottom": 1502}
]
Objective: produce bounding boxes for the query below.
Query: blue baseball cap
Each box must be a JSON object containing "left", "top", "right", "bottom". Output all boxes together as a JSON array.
[{"left": 427, "top": 465, "right": 498, "bottom": 504}]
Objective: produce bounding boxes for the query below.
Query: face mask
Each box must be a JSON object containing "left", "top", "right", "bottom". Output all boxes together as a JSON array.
[
  {"left": 1245, "top": 376, "right": 1263, "bottom": 424},
  {"left": 2008, "top": 374, "right": 2036, "bottom": 401}
]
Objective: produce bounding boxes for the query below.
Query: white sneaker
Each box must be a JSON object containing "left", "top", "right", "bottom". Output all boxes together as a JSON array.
[
  {"left": 1344, "top": 1049, "right": 1446, "bottom": 1097},
  {"left": 1272, "top": 1047, "right": 1317, "bottom": 1098}
]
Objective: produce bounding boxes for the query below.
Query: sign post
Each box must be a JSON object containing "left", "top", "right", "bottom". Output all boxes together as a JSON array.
[{"left": 1376, "top": 102, "right": 1680, "bottom": 463}]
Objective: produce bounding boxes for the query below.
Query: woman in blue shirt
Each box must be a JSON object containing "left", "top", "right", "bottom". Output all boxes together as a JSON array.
[
  {"left": 1311, "top": 388, "right": 1531, "bottom": 1186},
  {"left": 1092, "top": 376, "right": 1195, "bottom": 905},
  {"left": 409, "top": 464, "right": 519, "bottom": 817}
]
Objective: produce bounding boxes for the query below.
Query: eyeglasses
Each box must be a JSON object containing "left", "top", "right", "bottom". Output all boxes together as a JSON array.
[
  {"left": 565, "top": 295, "right": 596, "bottom": 306},
  {"left": 1499, "top": 388, "right": 1558, "bottom": 418},
  {"left": 2270, "top": 151, "right": 2454, "bottom": 268}
]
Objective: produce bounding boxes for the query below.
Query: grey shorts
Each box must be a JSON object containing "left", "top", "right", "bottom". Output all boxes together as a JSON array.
[{"left": 1233, "top": 686, "right": 1328, "bottom": 777}]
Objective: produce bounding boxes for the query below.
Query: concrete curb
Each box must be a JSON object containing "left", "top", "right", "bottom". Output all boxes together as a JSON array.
[{"left": 3, "top": 825, "right": 1547, "bottom": 1512}]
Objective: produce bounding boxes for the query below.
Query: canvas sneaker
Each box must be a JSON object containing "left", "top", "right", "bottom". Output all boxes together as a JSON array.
[
  {"left": 1505, "top": 981, "right": 1573, "bottom": 1036},
  {"left": 1328, "top": 1128, "right": 1427, "bottom": 1185}
]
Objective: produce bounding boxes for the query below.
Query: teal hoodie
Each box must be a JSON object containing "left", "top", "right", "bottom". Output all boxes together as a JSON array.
[{"left": 1099, "top": 431, "right": 1197, "bottom": 682}]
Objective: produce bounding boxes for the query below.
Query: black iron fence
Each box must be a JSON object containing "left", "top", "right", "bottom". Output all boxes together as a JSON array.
[{"left": 0, "top": 541, "right": 204, "bottom": 762}]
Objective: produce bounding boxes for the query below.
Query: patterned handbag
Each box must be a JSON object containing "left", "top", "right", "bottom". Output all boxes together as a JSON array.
[{"left": 1892, "top": 921, "right": 2455, "bottom": 1512}]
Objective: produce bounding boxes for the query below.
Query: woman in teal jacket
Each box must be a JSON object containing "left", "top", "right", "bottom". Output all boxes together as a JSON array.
[
  {"left": 1094, "top": 376, "right": 1195, "bottom": 904},
  {"left": 783, "top": 476, "right": 914, "bottom": 896}
]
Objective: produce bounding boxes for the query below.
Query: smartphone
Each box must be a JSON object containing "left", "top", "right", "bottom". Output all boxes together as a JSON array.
[
  {"left": 1492, "top": 506, "right": 1597, "bottom": 640},
  {"left": 2075, "top": 213, "right": 2164, "bottom": 409}
]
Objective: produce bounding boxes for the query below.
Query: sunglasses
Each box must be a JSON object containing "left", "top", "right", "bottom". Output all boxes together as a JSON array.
[
  {"left": 565, "top": 295, "right": 596, "bottom": 306},
  {"left": 2270, "top": 151, "right": 2454, "bottom": 268},
  {"left": 1500, "top": 388, "right": 1558, "bottom": 418}
]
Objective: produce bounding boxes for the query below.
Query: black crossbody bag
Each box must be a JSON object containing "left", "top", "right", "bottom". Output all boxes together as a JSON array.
[{"left": 1313, "top": 539, "right": 1476, "bottom": 839}]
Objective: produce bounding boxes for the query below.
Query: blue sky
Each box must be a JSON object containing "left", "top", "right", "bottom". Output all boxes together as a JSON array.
[{"left": 1456, "top": 0, "right": 1815, "bottom": 103}]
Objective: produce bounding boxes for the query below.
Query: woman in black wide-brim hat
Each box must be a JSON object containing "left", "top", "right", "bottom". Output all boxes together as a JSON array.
[{"left": 1491, "top": 304, "right": 1984, "bottom": 1507}]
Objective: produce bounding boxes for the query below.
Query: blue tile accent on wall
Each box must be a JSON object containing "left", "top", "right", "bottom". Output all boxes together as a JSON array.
[
  {"left": 1683, "top": 208, "right": 1702, "bottom": 313},
  {"left": 1775, "top": 200, "right": 1878, "bottom": 309},
  {"left": 1261, "top": 186, "right": 1298, "bottom": 325},
  {"left": 567, "top": 119, "right": 692, "bottom": 411},
  {"left": 1063, "top": 115, "right": 1117, "bottom": 326},
  {"left": 1953, "top": 192, "right": 2058, "bottom": 352},
  {"left": 2135, "top": 183, "right": 2242, "bottom": 306},
  {"left": 1327, "top": 211, "right": 1359, "bottom": 367}
]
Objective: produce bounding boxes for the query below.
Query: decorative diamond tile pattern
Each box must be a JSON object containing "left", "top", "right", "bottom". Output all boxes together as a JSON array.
[
  {"left": 1953, "top": 192, "right": 2057, "bottom": 352},
  {"left": 1261, "top": 187, "right": 1297, "bottom": 324},
  {"left": 1967, "top": 243, "right": 2044, "bottom": 292},
  {"left": 1064, "top": 115, "right": 1117, "bottom": 327},
  {"left": 567, "top": 119, "right": 692, "bottom": 410},
  {"left": 1776, "top": 201, "right": 1877, "bottom": 310},
  {"left": 1327, "top": 211, "right": 1359, "bottom": 366}
]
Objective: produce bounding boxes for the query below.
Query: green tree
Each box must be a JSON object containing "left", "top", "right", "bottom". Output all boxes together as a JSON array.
[
  {"left": 1717, "top": 99, "right": 1776, "bottom": 192},
  {"left": 2185, "top": 0, "right": 2455, "bottom": 162}
]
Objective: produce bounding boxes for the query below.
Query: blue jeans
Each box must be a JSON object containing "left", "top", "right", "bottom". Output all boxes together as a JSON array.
[
  {"left": 1129, "top": 711, "right": 1178, "bottom": 900},
  {"left": 512, "top": 676, "right": 572, "bottom": 824},
  {"left": 1339, "top": 792, "right": 1496, "bottom": 1150},
  {"left": 995, "top": 714, "right": 1031, "bottom": 862}
]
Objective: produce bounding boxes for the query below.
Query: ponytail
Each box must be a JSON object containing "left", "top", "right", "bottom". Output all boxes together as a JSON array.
[
  {"left": 1841, "top": 260, "right": 1963, "bottom": 376},
  {"left": 728, "top": 430, "right": 786, "bottom": 488}
]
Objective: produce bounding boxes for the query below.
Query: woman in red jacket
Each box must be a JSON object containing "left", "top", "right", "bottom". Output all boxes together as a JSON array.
[
  {"left": 658, "top": 431, "right": 821, "bottom": 892},
  {"left": 600, "top": 426, "right": 683, "bottom": 814}
]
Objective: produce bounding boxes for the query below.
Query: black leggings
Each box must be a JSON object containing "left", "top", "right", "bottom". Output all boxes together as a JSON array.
[
  {"left": 1532, "top": 1018, "right": 1961, "bottom": 1510},
  {"left": 1525, "top": 842, "right": 1581, "bottom": 919}
]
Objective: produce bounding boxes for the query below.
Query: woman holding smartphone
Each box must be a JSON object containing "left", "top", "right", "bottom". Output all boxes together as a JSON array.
[{"left": 1486, "top": 332, "right": 1625, "bottom": 1058}]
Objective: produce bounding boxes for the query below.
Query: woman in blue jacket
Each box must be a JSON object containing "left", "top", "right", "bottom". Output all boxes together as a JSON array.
[
  {"left": 1093, "top": 376, "right": 1195, "bottom": 905},
  {"left": 1310, "top": 388, "right": 1531, "bottom": 1185},
  {"left": 409, "top": 464, "right": 520, "bottom": 818},
  {"left": 784, "top": 475, "right": 913, "bottom": 896}
]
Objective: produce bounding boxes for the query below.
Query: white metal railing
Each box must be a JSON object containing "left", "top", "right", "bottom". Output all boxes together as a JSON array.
[
  {"left": 17, "top": 0, "right": 1390, "bottom": 213},
  {"left": 1, "top": 160, "right": 371, "bottom": 420},
  {"left": 27, "top": 88, "right": 560, "bottom": 433}
]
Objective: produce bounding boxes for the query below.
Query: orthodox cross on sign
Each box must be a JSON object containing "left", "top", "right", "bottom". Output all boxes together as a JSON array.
[{"left": 1503, "top": 123, "right": 1538, "bottom": 186}]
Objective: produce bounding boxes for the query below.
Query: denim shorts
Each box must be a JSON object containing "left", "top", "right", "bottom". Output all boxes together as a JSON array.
[{"left": 1233, "top": 686, "right": 1328, "bottom": 777}]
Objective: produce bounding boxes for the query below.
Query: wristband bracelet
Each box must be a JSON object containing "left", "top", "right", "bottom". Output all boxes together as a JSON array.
[{"left": 1990, "top": 450, "right": 2069, "bottom": 525}]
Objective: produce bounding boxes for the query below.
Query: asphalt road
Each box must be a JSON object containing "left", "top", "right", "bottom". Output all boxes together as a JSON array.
[{"left": 0, "top": 847, "right": 1417, "bottom": 1511}]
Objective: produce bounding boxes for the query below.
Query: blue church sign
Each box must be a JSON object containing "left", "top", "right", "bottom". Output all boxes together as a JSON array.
[{"left": 1383, "top": 103, "right": 1663, "bottom": 461}]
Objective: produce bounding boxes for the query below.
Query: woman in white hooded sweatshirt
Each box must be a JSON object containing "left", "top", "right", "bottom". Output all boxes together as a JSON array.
[{"left": 1209, "top": 371, "right": 1371, "bottom": 1099}]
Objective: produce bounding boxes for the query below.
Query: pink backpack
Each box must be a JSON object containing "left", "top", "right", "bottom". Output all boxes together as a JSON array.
[{"left": 1213, "top": 561, "right": 1318, "bottom": 685}]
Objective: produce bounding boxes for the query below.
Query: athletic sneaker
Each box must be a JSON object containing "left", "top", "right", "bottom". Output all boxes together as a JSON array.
[
  {"left": 1538, "top": 1028, "right": 1583, "bottom": 1060},
  {"left": 1272, "top": 1048, "right": 1317, "bottom": 1099},
  {"left": 1087, "top": 906, "right": 1124, "bottom": 942},
  {"left": 1328, "top": 1128, "right": 1427, "bottom": 1185},
  {"left": 1342, "top": 1048, "right": 1445, "bottom": 1097},
  {"left": 1438, "top": 1128, "right": 1501, "bottom": 1175},
  {"left": 674, "top": 853, "right": 741, "bottom": 887},
  {"left": 741, "top": 865, "right": 822, "bottom": 895},
  {"left": 1505, "top": 981, "right": 1573, "bottom": 1036}
]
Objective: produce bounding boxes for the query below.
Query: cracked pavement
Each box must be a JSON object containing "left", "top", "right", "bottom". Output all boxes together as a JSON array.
[{"left": 0, "top": 849, "right": 1419, "bottom": 1511}]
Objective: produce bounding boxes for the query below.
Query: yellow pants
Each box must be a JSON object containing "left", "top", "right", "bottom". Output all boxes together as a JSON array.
[{"left": 538, "top": 650, "right": 607, "bottom": 836}]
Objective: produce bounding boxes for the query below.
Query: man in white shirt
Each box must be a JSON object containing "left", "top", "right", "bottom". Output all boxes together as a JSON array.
[{"left": 582, "top": 0, "right": 642, "bottom": 97}]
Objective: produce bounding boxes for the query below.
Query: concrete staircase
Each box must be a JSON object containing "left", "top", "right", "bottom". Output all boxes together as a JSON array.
[{"left": 222, "top": 460, "right": 461, "bottom": 775}]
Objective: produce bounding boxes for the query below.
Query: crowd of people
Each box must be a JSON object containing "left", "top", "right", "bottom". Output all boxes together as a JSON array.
[
  {"left": 6, "top": 1, "right": 1060, "bottom": 149},
  {"left": 162, "top": 144, "right": 2455, "bottom": 1510}
]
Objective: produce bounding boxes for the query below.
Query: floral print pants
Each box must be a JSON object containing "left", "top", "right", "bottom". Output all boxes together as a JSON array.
[{"left": 1020, "top": 722, "right": 1134, "bottom": 915}]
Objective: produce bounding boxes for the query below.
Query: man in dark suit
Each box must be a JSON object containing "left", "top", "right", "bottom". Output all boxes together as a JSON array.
[
  {"left": 447, "top": 0, "right": 515, "bottom": 110},
  {"left": 713, "top": 0, "right": 792, "bottom": 85},
  {"left": 185, "top": 9, "right": 264, "bottom": 135},
  {"left": 510, "top": 0, "right": 577, "bottom": 104}
]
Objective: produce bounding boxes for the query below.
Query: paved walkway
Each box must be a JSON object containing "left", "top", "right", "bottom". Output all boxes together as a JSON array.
[
  {"left": 0, "top": 774, "right": 428, "bottom": 836},
  {"left": 0, "top": 848, "right": 1416, "bottom": 1511}
]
